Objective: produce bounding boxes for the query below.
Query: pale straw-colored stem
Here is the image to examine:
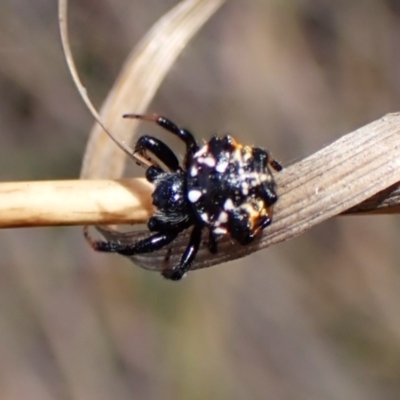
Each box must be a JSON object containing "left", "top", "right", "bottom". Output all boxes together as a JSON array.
[{"left": 0, "top": 179, "right": 153, "bottom": 228}]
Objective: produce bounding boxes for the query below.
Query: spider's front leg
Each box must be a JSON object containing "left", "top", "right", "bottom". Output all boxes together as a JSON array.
[
  {"left": 135, "top": 135, "right": 180, "bottom": 172},
  {"left": 124, "top": 114, "right": 199, "bottom": 168},
  {"left": 84, "top": 226, "right": 179, "bottom": 256}
]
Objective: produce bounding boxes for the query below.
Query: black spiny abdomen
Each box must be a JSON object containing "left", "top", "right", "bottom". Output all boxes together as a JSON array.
[{"left": 186, "top": 135, "right": 278, "bottom": 243}]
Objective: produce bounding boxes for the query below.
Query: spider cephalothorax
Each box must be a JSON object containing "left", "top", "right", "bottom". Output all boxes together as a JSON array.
[{"left": 85, "top": 114, "right": 282, "bottom": 281}]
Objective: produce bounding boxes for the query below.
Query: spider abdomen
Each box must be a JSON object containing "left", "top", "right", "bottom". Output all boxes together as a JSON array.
[{"left": 187, "top": 135, "right": 278, "bottom": 245}]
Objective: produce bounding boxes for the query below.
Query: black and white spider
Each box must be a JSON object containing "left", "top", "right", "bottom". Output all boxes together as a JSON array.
[{"left": 84, "top": 114, "right": 282, "bottom": 281}]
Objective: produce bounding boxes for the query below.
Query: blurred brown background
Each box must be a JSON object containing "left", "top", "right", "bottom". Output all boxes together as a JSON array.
[{"left": 1, "top": 0, "right": 400, "bottom": 399}]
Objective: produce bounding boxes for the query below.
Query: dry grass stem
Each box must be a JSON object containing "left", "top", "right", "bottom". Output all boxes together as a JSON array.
[{"left": 0, "top": 179, "right": 153, "bottom": 228}]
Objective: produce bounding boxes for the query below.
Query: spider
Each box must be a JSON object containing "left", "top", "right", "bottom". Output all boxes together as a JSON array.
[{"left": 84, "top": 114, "right": 282, "bottom": 281}]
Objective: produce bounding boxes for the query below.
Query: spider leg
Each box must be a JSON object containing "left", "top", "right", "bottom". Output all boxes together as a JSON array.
[
  {"left": 135, "top": 135, "right": 180, "bottom": 171},
  {"left": 162, "top": 224, "right": 203, "bottom": 281},
  {"left": 123, "top": 114, "right": 199, "bottom": 169},
  {"left": 84, "top": 226, "right": 179, "bottom": 256}
]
